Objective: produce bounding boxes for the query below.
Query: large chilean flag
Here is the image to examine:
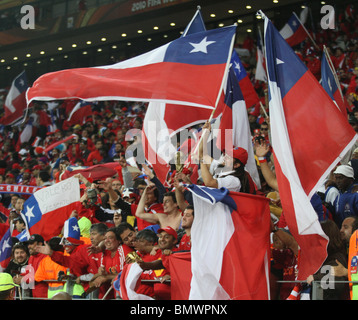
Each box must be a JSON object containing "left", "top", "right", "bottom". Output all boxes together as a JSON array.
[
  {"left": 264, "top": 14, "right": 357, "bottom": 280},
  {"left": 26, "top": 26, "right": 236, "bottom": 110},
  {"left": 187, "top": 185, "right": 271, "bottom": 300},
  {"left": 20, "top": 177, "right": 80, "bottom": 241}
]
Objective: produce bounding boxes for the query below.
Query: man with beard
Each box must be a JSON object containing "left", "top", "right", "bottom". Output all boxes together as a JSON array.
[
  {"left": 5, "top": 242, "right": 29, "bottom": 297},
  {"left": 5, "top": 242, "right": 29, "bottom": 278},
  {"left": 24, "top": 234, "right": 47, "bottom": 298}
]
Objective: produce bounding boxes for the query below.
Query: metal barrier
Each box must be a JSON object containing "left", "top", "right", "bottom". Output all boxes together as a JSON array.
[
  {"left": 15, "top": 279, "right": 103, "bottom": 300},
  {"left": 277, "top": 280, "right": 358, "bottom": 300},
  {"left": 14, "top": 278, "right": 171, "bottom": 300},
  {"left": 16, "top": 279, "right": 358, "bottom": 300}
]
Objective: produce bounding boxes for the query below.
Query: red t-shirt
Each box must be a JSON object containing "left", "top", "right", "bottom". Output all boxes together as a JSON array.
[
  {"left": 28, "top": 253, "right": 47, "bottom": 298},
  {"left": 178, "top": 233, "right": 191, "bottom": 251},
  {"left": 131, "top": 202, "right": 164, "bottom": 231},
  {"left": 97, "top": 244, "right": 134, "bottom": 299}
]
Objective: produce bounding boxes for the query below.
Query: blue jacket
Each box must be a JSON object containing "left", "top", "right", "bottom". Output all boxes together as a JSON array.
[{"left": 332, "top": 184, "right": 358, "bottom": 226}]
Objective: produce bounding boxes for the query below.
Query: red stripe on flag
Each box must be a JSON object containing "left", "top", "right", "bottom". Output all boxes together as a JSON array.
[
  {"left": 285, "top": 26, "right": 307, "bottom": 47},
  {"left": 282, "top": 71, "right": 356, "bottom": 196},
  {"left": 273, "top": 156, "right": 328, "bottom": 280},
  {"left": 28, "top": 63, "right": 226, "bottom": 107},
  {"left": 219, "top": 193, "right": 271, "bottom": 299},
  {"left": 29, "top": 202, "right": 78, "bottom": 241}
]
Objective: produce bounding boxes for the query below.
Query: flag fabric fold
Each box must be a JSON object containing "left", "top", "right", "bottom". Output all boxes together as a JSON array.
[
  {"left": 60, "top": 162, "right": 120, "bottom": 182},
  {"left": 263, "top": 14, "right": 357, "bottom": 280},
  {"left": 167, "top": 252, "right": 192, "bottom": 300},
  {"left": 186, "top": 184, "right": 271, "bottom": 300},
  {"left": 63, "top": 101, "right": 93, "bottom": 127},
  {"left": 116, "top": 263, "right": 154, "bottom": 300},
  {"left": 20, "top": 176, "right": 80, "bottom": 241},
  {"left": 27, "top": 26, "right": 236, "bottom": 111}
]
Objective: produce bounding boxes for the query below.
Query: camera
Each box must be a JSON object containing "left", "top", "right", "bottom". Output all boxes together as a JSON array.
[
  {"left": 254, "top": 135, "right": 266, "bottom": 144},
  {"left": 86, "top": 188, "right": 98, "bottom": 205}
]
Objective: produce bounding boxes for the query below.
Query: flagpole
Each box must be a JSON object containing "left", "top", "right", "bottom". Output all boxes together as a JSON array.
[
  {"left": 182, "top": 5, "right": 202, "bottom": 37},
  {"left": 323, "top": 45, "right": 345, "bottom": 102},
  {"left": 211, "top": 26, "right": 237, "bottom": 121},
  {"left": 293, "top": 12, "right": 319, "bottom": 51},
  {"left": 260, "top": 101, "right": 269, "bottom": 119}
]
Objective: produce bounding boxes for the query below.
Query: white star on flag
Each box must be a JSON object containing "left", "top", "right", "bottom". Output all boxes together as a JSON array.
[
  {"left": 24, "top": 205, "right": 36, "bottom": 222},
  {"left": 276, "top": 58, "right": 284, "bottom": 65},
  {"left": 72, "top": 225, "right": 79, "bottom": 232},
  {"left": 2, "top": 237, "right": 11, "bottom": 252},
  {"left": 189, "top": 37, "right": 216, "bottom": 54},
  {"left": 234, "top": 61, "right": 241, "bottom": 74}
]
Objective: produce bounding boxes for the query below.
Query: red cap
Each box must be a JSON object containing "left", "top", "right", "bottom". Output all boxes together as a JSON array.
[
  {"left": 232, "top": 147, "right": 248, "bottom": 165},
  {"left": 157, "top": 226, "right": 178, "bottom": 239}
]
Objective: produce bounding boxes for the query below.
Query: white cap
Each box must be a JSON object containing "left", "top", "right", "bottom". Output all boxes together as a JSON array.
[{"left": 333, "top": 165, "right": 354, "bottom": 178}]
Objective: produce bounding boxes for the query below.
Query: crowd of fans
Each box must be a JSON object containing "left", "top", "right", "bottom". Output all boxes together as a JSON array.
[{"left": 1, "top": 3, "right": 358, "bottom": 301}]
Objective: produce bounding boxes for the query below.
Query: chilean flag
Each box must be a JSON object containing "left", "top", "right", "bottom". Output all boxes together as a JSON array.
[
  {"left": 263, "top": 14, "right": 357, "bottom": 280},
  {"left": 27, "top": 26, "right": 236, "bottom": 111},
  {"left": 141, "top": 9, "right": 229, "bottom": 184},
  {"left": 0, "top": 228, "right": 12, "bottom": 268},
  {"left": 279, "top": 7, "right": 309, "bottom": 47},
  {"left": 321, "top": 49, "right": 347, "bottom": 117},
  {"left": 20, "top": 177, "right": 80, "bottom": 241},
  {"left": 63, "top": 101, "right": 93, "bottom": 127},
  {"left": 186, "top": 185, "right": 271, "bottom": 300},
  {"left": 216, "top": 67, "right": 261, "bottom": 189},
  {"left": 1, "top": 71, "right": 28, "bottom": 126},
  {"left": 44, "top": 134, "right": 77, "bottom": 153},
  {"left": 114, "top": 263, "right": 154, "bottom": 300},
  {"left": 231, "top": 50, "right": 260, "bottom": 109}
]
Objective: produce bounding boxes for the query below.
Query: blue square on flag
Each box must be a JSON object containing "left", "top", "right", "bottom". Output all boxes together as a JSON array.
[
  {"left": 14, "top": 72, "right": 28, "bottom": 92},
  {"left": 0, "top": 229, "right": 12, "bottom": 263},
  {"left": 265, "top": 21, "right": 306, "bottom": 98},
  {"left": 164, "top": 26, "right": 235, "bottom": 65},
  {"left": 21, "top": 196, "right": 42, "bottom": 229}
]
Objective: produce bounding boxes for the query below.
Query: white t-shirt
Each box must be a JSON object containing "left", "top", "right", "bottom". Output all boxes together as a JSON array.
[{"left": 210, "top": 159, "right": 241, "bottom": 192}]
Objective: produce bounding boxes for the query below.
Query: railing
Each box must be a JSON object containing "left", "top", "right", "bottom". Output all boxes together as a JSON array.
[
  {"left": 14, "top": 278, "right": 172, "bottom": 300},
  {"left": 15, "top": 278, "right": 101, "bottom": 300},
  {"left": 277, "top": 280, "right": 358, "bottom": 300},
  {"left": 15, "top": 279, "right": 358, "bottom": 300}
]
